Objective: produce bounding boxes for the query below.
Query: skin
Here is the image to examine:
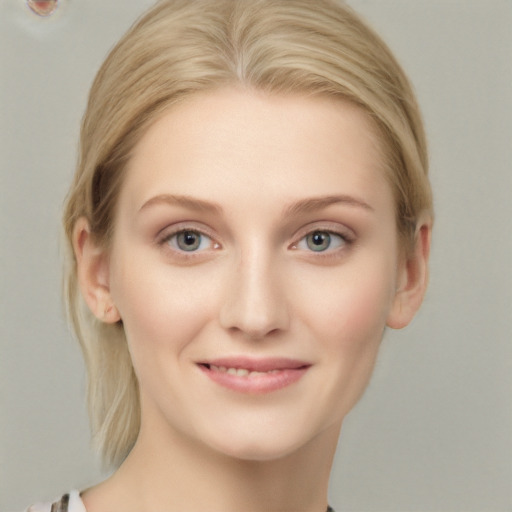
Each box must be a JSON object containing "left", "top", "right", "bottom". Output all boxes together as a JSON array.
[{"left": 74, "top": 88, "right": 431, "bottom": 512}]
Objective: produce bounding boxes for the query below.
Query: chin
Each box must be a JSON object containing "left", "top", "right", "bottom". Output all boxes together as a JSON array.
[
  {"left": 214, "top": 439, "right": 303, "bottom": 463},
  {"left": 202, "top": 419, "right": 334, "bottom": 464}
]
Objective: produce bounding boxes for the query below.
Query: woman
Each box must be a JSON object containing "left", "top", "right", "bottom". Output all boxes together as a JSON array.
[{"left": 28, "top": 0, "right": 432, "bottom": 510}]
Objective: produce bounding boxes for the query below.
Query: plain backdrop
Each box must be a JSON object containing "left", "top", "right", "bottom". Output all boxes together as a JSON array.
[{"left": 1, "top": 1, "right": 511, "bottom": 510}]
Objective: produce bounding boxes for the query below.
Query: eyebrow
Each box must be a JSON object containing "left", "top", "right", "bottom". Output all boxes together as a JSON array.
[
  {"left": 282, "top": 195, "right": 374, "bottom": 216},
  {"left": 138, "top": 193, "right": 374, "bottom": 216},
  {"left": 138, "top": 194, "right": 223, "bottom": 214}
]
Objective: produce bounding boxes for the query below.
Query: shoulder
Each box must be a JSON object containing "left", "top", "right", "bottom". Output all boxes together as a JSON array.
[{"left": 25, "top": 491, "right": 86, "bottom": 512}]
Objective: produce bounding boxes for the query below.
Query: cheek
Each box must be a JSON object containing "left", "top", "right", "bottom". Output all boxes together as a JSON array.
[
  {"left": 299, "top": 261, "right": 395, "bottom": 350},
  {"left": 293, "top": 256, "right": 397, "bottom": 414},
  {"left": 108, "top": 252, "right": 218, "bottom": 373}
]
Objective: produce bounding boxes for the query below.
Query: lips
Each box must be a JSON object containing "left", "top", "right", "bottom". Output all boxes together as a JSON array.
[
  {"left": 208, "top": 365, "right": 281, "bottom": 378},
  {"left": 197, "top": 357, "right": 311, "bottom": 394}
]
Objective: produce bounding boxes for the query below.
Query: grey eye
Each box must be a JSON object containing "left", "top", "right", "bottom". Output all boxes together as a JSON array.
[
  {"left": 306, "top": 231, "right": 332, "bottom": 252},
  {"left": 295, "top": 230, "right": 347, "bottom": 253},
  {"left": 173, "top": 230, "right": 205, "bottom": 251}
]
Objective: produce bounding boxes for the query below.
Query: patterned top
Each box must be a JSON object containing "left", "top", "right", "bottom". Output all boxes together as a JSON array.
[
  {"left": 26, "top": 491, "right": 85, "bottom": 512},
  {"left": 28, "top": 491, "right": 335, "bottom": 511}
]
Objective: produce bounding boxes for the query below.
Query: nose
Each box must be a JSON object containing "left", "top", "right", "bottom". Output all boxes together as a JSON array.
[{"left": 219, "top": 247, "right": 290, "bottom": 339}]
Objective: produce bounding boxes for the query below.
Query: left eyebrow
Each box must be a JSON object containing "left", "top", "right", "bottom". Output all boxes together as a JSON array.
[{"left": 282, "top": 195, "right": 374, "bottom": 217}]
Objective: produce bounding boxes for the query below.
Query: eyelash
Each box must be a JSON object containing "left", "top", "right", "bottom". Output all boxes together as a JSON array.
[
  {"left": 156, "top": 225, "right": 220, "bottom": 260},
  {"left": 290, "top": 227, "right": 354, "bottom": 259},
  {"left": 292, "top": 229, "right": 350, "bottom": 253},
  {"left": 156, "top": 225, "right": 354, "bottom": 260}
]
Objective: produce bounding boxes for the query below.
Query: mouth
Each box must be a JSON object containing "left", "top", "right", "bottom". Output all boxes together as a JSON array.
[
  {"left": 196, "top": 358, "right": 311, "bottom": 394},
  {"left": 202, "top": 364, "right": 282, "bottom": 378}
]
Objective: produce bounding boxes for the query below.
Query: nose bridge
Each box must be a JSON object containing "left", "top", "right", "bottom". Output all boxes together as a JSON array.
[{"left": 219, "top": 241, "right": 289, "bottom": 338}]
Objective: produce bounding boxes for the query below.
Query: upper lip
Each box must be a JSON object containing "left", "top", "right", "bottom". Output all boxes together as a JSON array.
[{"left": 197, "top": 357, "right": 311, "bottom": 372}]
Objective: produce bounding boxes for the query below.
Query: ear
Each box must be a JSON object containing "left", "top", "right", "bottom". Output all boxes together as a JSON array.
[
  {"left": 387, "top": 218, "right": 432, "bottom": 329},
  {"left": 73, "top": 217, "right": 121, "bottom": 323}
]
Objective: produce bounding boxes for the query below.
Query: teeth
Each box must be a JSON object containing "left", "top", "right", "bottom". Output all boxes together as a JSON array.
[{"left": 209, "top": 365, "right": 280, "bottom": 378}]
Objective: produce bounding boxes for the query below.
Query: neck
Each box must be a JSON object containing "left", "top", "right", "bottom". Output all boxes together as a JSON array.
[{"left": 84, "top": 417, "right": 341, "bottom": 512}]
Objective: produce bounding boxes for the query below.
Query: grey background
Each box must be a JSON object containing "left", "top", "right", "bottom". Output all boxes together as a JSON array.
[{"left": 1, "top": 0, "right": 511, "bottom": 510}]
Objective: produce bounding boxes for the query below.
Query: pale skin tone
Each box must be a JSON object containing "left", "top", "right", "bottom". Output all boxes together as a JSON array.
[{"left": 74, "top": 88, "right": 431, "bottom": 512}]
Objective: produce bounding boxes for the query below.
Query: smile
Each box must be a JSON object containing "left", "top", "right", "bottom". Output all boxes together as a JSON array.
[
  {"left": 209, "top": 365, "right": 281, "bottom": 378},
  {"left": 197, "top": 358, "right": 311, "bottom": 394}
]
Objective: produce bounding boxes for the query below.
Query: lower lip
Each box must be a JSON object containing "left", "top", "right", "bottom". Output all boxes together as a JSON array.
[{"left": 198, "top": 365, "right": 309, "bottom": 394}]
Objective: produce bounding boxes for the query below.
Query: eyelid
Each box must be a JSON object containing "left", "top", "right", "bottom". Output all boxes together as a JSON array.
[
  {"left": 289, "top": 222, "right": 356, "bottom": 248},
  {"left": 156, "top": 222, "right": 222, "bottom": 251}
]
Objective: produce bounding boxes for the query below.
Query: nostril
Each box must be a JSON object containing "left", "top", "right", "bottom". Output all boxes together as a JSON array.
[
  {"left": 26, "top": 0, "right": 60, "bottom": 17},
  {"left": 219, "top": 273, "right": 290, "bottom": 338}
]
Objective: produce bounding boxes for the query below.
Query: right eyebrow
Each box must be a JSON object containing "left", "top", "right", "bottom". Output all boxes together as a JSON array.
[{"left": 138, "top": 194, "right": 223, "bottom": 215}]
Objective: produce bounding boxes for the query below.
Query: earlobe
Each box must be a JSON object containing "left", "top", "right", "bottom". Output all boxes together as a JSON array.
[
  {"left": 73, "top": 217, "right": 121, "bottom": 323},
  {"left": 387, "top": 219, "right": 432, "bottom": 330}
]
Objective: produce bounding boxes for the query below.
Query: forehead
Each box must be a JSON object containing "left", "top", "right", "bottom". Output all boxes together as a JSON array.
[{"left": 120, "top": 87, "right": 391, "bottom": 217}]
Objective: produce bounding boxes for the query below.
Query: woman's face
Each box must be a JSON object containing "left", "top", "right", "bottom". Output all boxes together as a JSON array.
[{"left": 106, "top": 88, "right": 405, "bottom": 461}]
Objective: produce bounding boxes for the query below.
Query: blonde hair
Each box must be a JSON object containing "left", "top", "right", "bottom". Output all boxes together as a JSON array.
[{"left": 63, "top": 0, "right": 433, "bottom": 468}]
